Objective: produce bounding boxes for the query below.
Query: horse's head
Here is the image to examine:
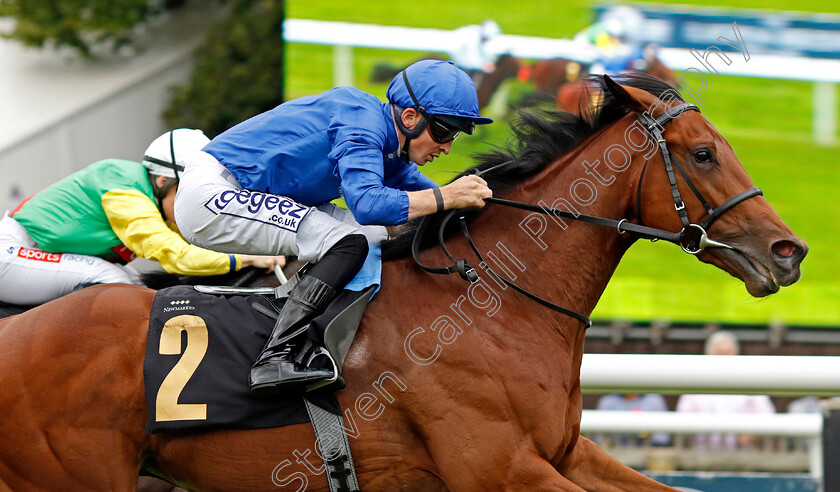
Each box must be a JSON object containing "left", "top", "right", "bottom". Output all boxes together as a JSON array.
[
  {"left": 603, "top": 74, "right": 807, "bottom": 297},
  {"left": 494, "top": 54, "right": 524, "bottom": 79},
  {"left": 475, "top": 54, "right": 524, "bottom": 109}
]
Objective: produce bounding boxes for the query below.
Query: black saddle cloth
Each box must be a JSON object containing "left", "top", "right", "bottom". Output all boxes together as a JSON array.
[{"left": 144, "top": 285, "right": 339, "bottom": 434}]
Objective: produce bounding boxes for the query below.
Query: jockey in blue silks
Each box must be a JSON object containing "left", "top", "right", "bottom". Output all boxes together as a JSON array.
[{"left": 174, "top": 60, "right": 493, "bottom": 396}]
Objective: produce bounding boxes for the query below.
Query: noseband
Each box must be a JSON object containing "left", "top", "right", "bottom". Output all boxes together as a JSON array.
[{"left": 411, "top": 102, "right": 763, "bottom": 326}]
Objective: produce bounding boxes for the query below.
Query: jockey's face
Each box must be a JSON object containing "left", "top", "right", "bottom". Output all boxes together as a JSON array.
[
  {"left": 155, "top": 175, "right": 178, "bottom": 222},
  {"left": 398, "top": 108, "right": 454, "bottom": 165}
]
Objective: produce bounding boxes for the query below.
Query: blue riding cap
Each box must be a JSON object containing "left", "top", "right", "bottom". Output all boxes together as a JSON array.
[{"left": 386, "top": 60, "right": 493, "bottom": 125}]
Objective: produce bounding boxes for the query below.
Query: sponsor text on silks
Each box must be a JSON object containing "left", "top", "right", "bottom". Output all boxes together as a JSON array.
[{"left": 203, "top": 189, "right": 311, "bottom": 233}]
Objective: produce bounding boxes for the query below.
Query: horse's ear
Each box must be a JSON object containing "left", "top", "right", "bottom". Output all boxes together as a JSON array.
[{"left": 603, "top": 75, "right": 647, "bottom": 114}]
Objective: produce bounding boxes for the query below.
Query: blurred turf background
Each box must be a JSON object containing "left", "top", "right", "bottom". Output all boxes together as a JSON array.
[{"left": 285, "top": 1, "right": 840, "bottom": 326}]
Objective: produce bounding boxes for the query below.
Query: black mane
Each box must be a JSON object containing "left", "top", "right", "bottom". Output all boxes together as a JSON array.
[{"left": 382, "top": 72, "right": 682, "bottom": 260}]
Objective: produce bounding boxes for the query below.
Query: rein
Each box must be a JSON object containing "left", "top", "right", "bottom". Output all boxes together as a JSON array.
[{"left": 411, "top": 102, "right": 762, "bottom": 327}]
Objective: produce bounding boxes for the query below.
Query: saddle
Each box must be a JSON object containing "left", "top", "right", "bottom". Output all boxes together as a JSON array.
[
  {"left": 144, "top": 273, "right": 371, "bottom": 491},
  {"left": 195, "top": 271, "right": 375, "bottom": 377},
  {"left": 144, "top": 273, "right": 374, "bottom": 434}
]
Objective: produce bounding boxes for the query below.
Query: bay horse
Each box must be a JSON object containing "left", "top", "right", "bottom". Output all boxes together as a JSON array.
[
  {"left": 520, "top": 53, "right": 676, "bottom": 112},
  {"left": 0, "top": 73, "right": 807, "bottom": 491},
  {"left": 473, "top": 54, "right": 522, "bottom": 110},
  {"left": 555, "top": 56, "right": 676, "bottom": 115}
]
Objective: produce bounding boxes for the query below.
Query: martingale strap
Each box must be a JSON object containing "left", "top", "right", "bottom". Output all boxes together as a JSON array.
[
  {"left": 411, "top": 208, "right": 593, "bottom": 327},
  {"left": 458, "top": 217, "right": 592, "bottom": 326},
  {"left": 411, "top": 212, "right": 478, "bottom": 282}
]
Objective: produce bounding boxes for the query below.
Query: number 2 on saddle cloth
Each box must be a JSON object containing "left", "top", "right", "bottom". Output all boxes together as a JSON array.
[{"left": 144, "top": 276, "right": 376, "bottom": 434}]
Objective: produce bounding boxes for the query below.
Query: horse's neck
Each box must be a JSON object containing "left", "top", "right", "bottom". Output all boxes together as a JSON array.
[
  {"left": 472, "top": 123, "right": 641, "bottom": 319},
  {"left": 362, "top": 119, "right": 643, "bottom": 365},
  {"left": 352, "top": 122, "right": 644, "bottom": 409}
]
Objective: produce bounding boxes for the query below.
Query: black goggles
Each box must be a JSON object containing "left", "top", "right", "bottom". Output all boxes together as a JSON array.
[{"left": 427, "top": 117, "right": 464, "bottom": 144}]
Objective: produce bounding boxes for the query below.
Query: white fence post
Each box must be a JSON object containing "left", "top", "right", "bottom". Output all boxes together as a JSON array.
[
  {"left": 333, "top": 44, "right": 354, "bottom": 88},
  {"left": 810, "top": 435, "right": 823, "bottom": 479},
  {"left": 814, "top": 81, "right": 837, "bottom": 146}
]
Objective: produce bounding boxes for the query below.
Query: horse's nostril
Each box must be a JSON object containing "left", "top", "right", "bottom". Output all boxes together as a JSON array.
[{"left": 772, "top": 240, "right": 798, "bottom": 258}]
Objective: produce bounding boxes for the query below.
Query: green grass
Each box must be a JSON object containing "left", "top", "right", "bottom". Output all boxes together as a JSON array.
[{"left": 286, "top": 1, "right": 840, "bottom": 326}]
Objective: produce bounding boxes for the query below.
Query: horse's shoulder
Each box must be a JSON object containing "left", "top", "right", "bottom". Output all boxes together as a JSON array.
[
  {"left": 81, "top": 282, "right": 156, "bottom": 301},
  {"left": 66, "top": 283, "right": 157, "bottom": 321}
]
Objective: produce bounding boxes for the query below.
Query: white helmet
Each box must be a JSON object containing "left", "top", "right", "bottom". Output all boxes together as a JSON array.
[
  {"left": 600, "top": 6, "right": 644, "bottom": 42},
  {"left": 142, "top": 128, "right": 210, "bottom": 179},
  {"left": 603, "top": 18, "right": 626, "bottom": 38},
  {"left": 480, "top": 20, "right": 501, "bottom": 40}
]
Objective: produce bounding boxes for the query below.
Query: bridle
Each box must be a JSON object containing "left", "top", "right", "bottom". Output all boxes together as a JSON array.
[
  {"left": 635, "top": 103, "right": 762, "bottom": 254},
  {"left": 411, "top": 102, "right": 763, "bottom": 327}
]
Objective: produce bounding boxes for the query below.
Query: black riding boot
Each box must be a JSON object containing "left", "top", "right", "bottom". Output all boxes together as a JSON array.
[{"left": 249, "top": 275, "right": 338, "bottom": 396}]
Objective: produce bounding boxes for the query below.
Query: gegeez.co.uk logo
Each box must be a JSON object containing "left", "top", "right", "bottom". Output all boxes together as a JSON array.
[{"left": 203, "top": 189, "right": 310, "bottom": 232}]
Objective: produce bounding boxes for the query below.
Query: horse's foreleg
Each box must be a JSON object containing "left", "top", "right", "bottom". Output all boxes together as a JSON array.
[{"left": 558, "top": 436, "right": 678, "bottom": 491}]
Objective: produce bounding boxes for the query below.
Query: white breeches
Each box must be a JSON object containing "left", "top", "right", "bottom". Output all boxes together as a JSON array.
[
  {"left": 0, "top": 212, "right": 142, "bottom": 305},
  {"left": 174, "top": 151, "right": 385, "bottom": 262}
]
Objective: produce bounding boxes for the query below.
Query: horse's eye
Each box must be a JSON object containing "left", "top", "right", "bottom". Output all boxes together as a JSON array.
[{"left": 694, "top": 150, "right": 712, "bottom": 163}]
